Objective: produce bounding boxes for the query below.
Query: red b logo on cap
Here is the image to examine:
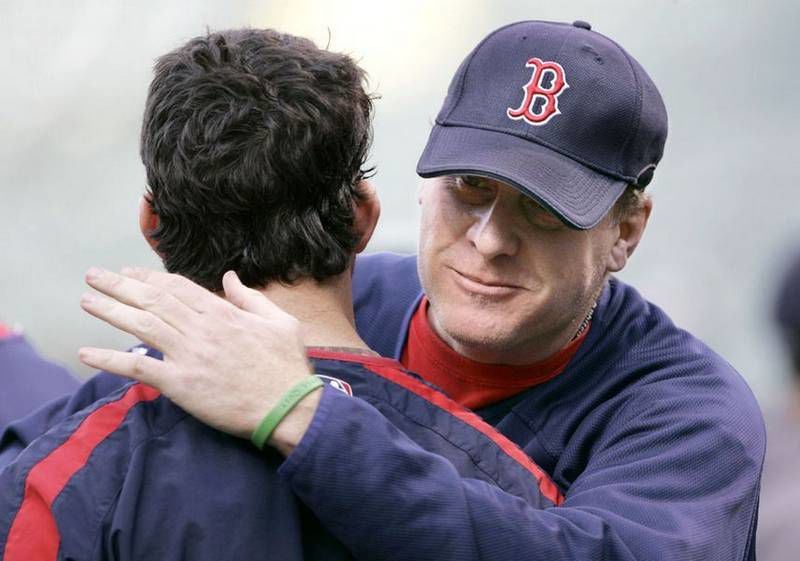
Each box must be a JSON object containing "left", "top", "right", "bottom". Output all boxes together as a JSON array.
[{"left": 507, "top": 58, "right": 569, "bottom": 126}]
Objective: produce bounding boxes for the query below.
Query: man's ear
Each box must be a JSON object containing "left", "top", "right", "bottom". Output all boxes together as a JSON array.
[
  {"left": 353, "top": 180, "right": 381, "bottom": 253},
  {"left": 606, "top": 196, "right": 653, "bottom": 273},
  {"left": 138, "top": 195, "right": 161, "bottom": 254}
]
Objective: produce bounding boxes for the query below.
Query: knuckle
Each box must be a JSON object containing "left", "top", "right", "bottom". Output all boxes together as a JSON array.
[
  {"left": 93, "top": 294, "right": 113, "bottom": 313},
  {"left": 93, "top": 348, "right": 112, "bottom": 367},
  {"left": 197, "top": 321, "right": 216, "bottom": 342},
  {"left": 136, "top": 313, "right": 157, "bottom": 333},
  {"left": 123, "top": 266, "right": 144, "bottom": 280},
  {"left": 134, "top": 267, "right": 152, "bottom": 280},
  {"left": 131, "top": 355, "right": 148, "bottom": 377},
  {"left": 141, "top": 286, "right": 164, "bottom": 308},
  {"left": 106, "top": 274, "right": 123, "bottom": 291},
  {"left": 220, "top": 305, "right": 240, "bottom": 324},
  {"left": 165, "top": 275, "right": 182, "bottom": 290},
  {"left": 168, "top": 273, "right": 192, "bottom": 292}
]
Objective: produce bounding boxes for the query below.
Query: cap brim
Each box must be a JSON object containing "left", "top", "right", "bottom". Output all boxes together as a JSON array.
[{"left": 416, "top": 125, "right": 627, "bottom": 229}]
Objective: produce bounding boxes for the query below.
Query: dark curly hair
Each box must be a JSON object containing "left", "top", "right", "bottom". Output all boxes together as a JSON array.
[{"left": 140, "top": 29, "right": 374, "bottom": 291}]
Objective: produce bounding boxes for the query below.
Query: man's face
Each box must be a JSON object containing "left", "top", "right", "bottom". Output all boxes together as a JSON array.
[{"left": 417, "top": 175, "right": 621, "bottom": 365}]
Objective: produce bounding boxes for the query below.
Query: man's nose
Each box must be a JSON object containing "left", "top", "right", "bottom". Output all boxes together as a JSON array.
[{"left": 465, "top": 196, "right": 520, "bottom": 259}]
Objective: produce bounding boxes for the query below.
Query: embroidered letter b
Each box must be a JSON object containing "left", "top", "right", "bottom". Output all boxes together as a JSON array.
[{"left": 507, "top": 58, "right": 568, "bottom": 126}]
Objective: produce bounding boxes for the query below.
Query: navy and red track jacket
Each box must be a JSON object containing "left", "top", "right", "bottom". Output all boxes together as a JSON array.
[
  {"left": 0, "top": 253, "right": 766, "bottom": 560},
  {"left": 0, "top": 348, "right": 558, "bottom": 559}
]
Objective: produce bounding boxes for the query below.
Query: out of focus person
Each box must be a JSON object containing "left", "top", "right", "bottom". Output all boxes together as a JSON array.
[
  {"left": 0, "top": 322, "right": 79, "bottom": 427},
  {"left": 757, "top": 248, "right": 800, "bottom": 560}
]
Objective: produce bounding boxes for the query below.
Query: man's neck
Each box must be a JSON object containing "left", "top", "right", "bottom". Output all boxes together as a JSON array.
[{"left": 252, "top": 273, "right": 370, "bottom": 351}]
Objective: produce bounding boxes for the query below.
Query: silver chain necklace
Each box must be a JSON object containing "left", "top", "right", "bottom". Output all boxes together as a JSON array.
[{"left": 572, "top": 301, "right": 597, "bottom": 341}]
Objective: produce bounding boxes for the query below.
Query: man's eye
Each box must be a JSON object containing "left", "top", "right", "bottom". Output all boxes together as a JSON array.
[
  {"left": 451, "top": 176, "right": 495, "bottom": 205},
  {"left": 521, "top": 198, "right": 565, "bottom": 230},
  {"left": 460, "top": 175, "right": 490, "bottom": 188}
]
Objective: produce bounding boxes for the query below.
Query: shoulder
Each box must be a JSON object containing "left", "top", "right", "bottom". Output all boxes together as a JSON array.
[
  {"left": 0, "top": 382, "right": 185, "bottom": 560},
  {"left": 353, "top": 252, "right": 419, "bottom": 293},
  {"left": 599, "top": 279, "right": 758, "bottom": 394},
  {"left": 590, "top": 278, "right": 765, "bottom": 449},
  {"left": 304, "top": 353, "right": 562, "bottom": 508},
  {"left": 100, "top": 400, "right": 305, "bottom": 557},
  {"left": 42, "top": 346, "right": 159, "bottom": 423},
  {"left": 1, "top": 375, "right": 307, "bottom": 558},
  {"left": 0, "top": 346, "right": 154, "bottom": 474},
  {"left": 523, "top": 278, "right": 765, "bottom": 465},
  {"left": 353, "top": 253, "right": 422, "bottom": 357}
]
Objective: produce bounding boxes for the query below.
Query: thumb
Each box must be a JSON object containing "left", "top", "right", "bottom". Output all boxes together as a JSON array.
[{"left": 222, "top": 270, "right": 287, "bottom": 320}]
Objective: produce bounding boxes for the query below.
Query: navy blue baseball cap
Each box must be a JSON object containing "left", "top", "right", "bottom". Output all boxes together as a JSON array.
[{"left": 417, "top": 20, "right": 668, "bottom": 229}]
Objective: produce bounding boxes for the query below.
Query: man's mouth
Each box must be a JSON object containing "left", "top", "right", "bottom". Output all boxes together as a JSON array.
[{"left": 449, "top": 268, "right": 523, "bottom": 297}]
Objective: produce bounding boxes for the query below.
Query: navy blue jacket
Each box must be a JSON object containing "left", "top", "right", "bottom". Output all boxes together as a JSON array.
[
  {"left": 338, "top": 253, "right": 764, "bottom": 560},
  {"left": 0, "top": 348, "right": 557, "bottom": 560},
  {"left": 1, "top": 253, "right": 765, "bottom": 560}
]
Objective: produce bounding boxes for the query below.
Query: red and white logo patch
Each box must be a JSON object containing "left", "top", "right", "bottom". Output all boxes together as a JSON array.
[
  {"left": 507, "top": 57, "right": 569, "bottom": 126},
  {"left": 317, "top": 375, "right": 353, "bottom": 396}
]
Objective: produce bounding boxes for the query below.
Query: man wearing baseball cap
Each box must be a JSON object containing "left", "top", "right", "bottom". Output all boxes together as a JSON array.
[{"left": 5, "top": 20, "right": 764, "bottom": 560}]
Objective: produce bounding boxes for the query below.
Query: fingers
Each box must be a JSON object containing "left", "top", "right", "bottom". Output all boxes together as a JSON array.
[
  {"left": 79, "top": 347, "right": 172, "bottom": 388},
  {"left": 85, "top": 268, "right": 195, "bottom": 333},
  {"left": 222, "top": 271, "right": 287, "bottom": 320},
  {"left": 121, "top": 267, "right": 227, "bottom": 314},
  {"left": 80, "top": 290, "right": 181, "bottom": 352}
]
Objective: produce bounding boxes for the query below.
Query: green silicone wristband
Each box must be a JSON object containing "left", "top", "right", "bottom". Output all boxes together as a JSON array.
[{"left": 251, "top": 376, "right": 324, "bottom": 450}]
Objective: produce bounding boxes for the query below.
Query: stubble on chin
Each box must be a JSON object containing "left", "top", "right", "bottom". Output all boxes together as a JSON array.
[{"left": 428, "top": 300, "right": 529, "bottom": 360}]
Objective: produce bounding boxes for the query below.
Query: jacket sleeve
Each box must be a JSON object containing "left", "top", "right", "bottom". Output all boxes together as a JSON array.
[{"left": 278, "top": 385, "right": 764, "bottom": 561}]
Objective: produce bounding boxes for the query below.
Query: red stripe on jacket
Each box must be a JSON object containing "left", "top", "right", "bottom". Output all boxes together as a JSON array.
[
  {"left": 307, "top": 349, "right": 565, "bottom": 506},
  {"left": 3, "top": 383, "right": 160, "bottom": 561}
]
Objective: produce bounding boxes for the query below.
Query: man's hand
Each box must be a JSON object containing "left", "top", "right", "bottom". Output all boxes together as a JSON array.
[{"left": 78, "top": 267, "right": 319, "bottom": 454}]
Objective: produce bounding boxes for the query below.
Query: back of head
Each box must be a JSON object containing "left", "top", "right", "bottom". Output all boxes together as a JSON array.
[
  {"left": 775, "top": 248, "right": 800, "bottom": 376},
  {"left": 141, "top": 28, "right": 373, "bottom": 291}
]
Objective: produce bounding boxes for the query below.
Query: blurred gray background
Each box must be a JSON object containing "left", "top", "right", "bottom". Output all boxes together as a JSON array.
[{"left": 1, "top": 0, "right": 798, "bottom": 411}]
